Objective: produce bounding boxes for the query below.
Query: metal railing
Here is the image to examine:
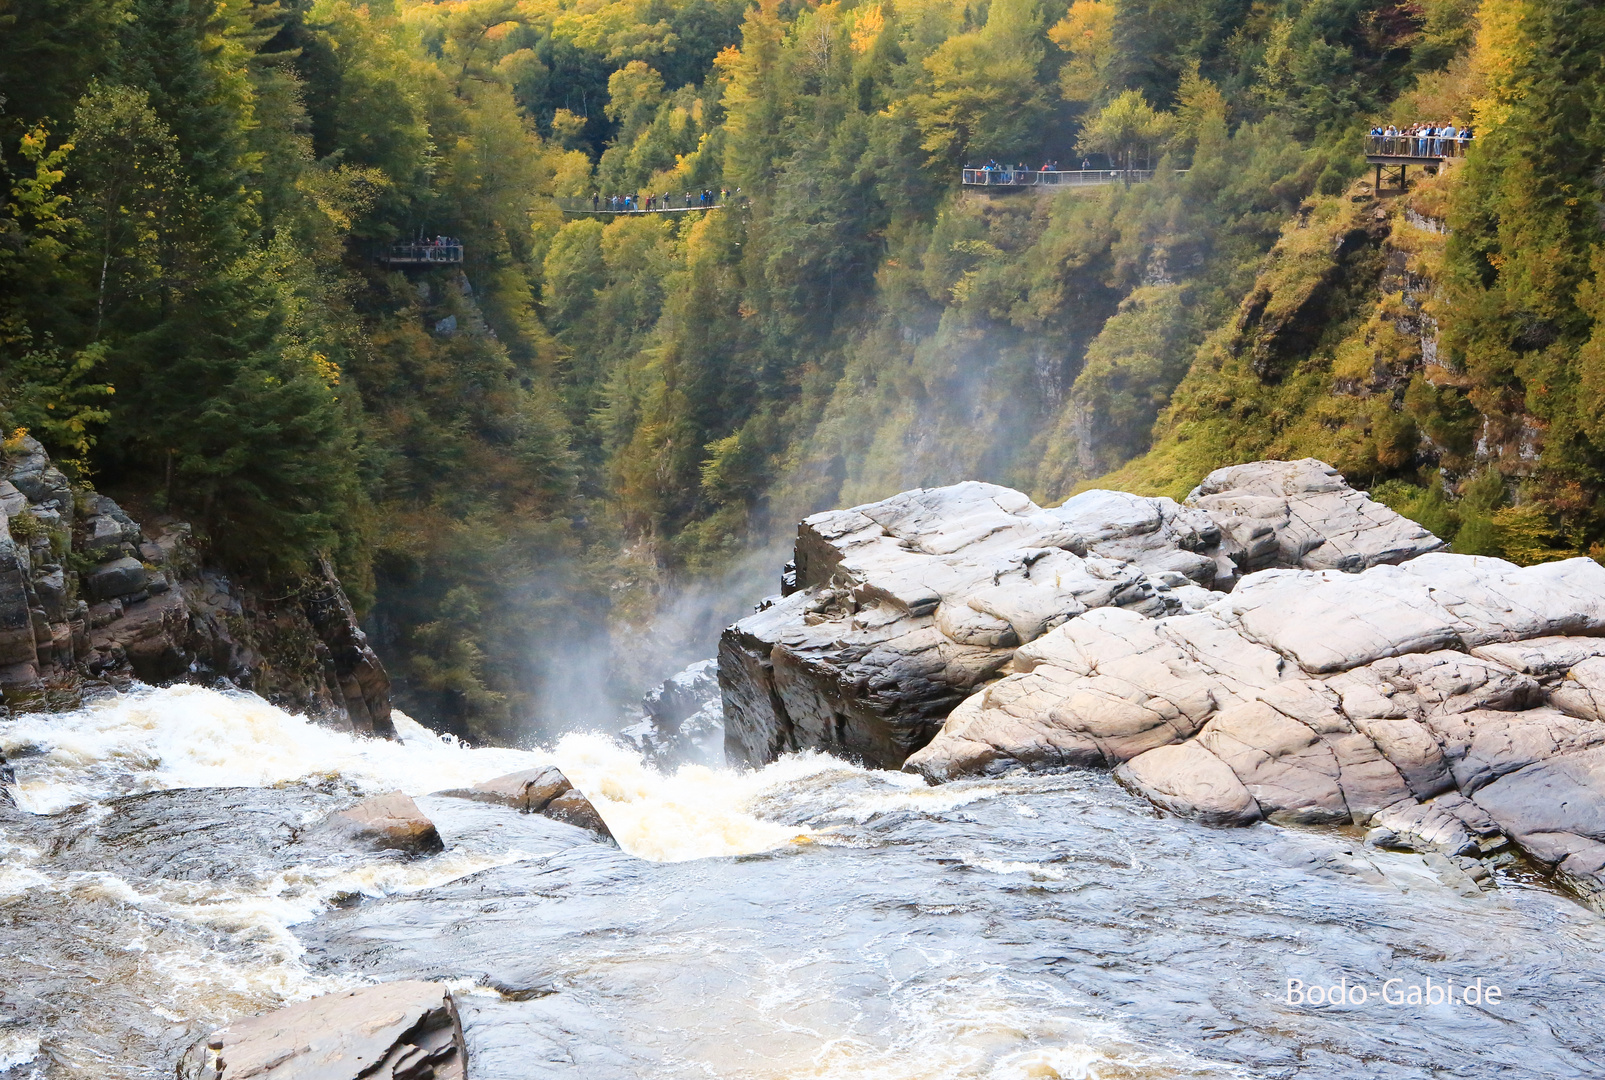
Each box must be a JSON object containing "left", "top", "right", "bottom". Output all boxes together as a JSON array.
[
  {"left": 556, "top": 194, "right": 724, "bottom": 215},
  {"left": 385, "top": 243, "right": 463, "bottom": 264},
  {"left": 961, "top": 168, "right": 1179, "bottom": 187},
  {"left": 1365, "top": 134, "right": 1472, "bottom": 159}
]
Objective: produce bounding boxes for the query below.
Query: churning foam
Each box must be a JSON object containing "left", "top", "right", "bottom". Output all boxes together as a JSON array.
[{"left": 0, "top": 684, "right": 861, "bottom": 863}]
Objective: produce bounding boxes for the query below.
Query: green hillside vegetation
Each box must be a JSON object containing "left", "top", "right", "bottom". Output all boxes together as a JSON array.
[{"left": 7, "top": 0, "right": 1597, "bottom": 743}]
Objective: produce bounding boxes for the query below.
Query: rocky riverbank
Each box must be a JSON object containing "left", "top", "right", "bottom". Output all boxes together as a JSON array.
[
  {"left": 0, "top": 435, "right": 391, "bottom": 731},
  {"left": 720, "top": 459, "right": 1605, "bottom": 913}
]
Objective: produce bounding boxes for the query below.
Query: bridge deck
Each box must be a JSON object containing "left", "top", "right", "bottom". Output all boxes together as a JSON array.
[
  {"left": 556, "top": 196, "right": 723, "bottom": 216},
  {"left": 1365, "top": 154, "right": 1443, "bottom": 166},
  {"left": 961, "top": 168, "right": 1164, "bottom": 189}
]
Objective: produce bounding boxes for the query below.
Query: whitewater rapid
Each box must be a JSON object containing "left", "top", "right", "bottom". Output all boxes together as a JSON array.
[
  {"left": 1, "top": 686, "right": 1155, "bottom": 1079},
  {"left": 5, "top": 685, "right": 1605, "bottom": 1080}
]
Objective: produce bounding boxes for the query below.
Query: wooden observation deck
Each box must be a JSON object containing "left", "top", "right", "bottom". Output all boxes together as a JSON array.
[{"left": 1366, "top": 133, "right": 1470, "bottom": 192}]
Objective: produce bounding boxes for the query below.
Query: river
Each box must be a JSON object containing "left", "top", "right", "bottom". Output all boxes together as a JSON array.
[{"left": 1, "top": 685, "right": 1602, "bottom": 1079}]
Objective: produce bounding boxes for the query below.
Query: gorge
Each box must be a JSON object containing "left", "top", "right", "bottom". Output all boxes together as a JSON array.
[{"left": 6, "top": 0, "right": 1605, "bottom": 1076}]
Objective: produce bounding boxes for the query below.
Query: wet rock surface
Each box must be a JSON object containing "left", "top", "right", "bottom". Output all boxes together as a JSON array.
[
  {"left": 322, "top": 792, "right": 445, "bottom": 855},
  {"left": 619, "top": 660, "right": 723, "bottom": 768},
  {"left": 176, "top": 981, "right": 466, "bottom": 1080},
  {"left": 722, "top": 460, "right": 1441, "bottom": 771},
  {"left": 43, "top": 787, "right": 349, "bottom": 882},
  {"left": 435, "top": 768, "right": 613, "bottom": 840},
  {"left": 296, "top": 768, "right": 1605, "bottom": 1080}
]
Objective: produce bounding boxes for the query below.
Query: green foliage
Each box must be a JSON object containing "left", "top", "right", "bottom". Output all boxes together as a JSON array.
[
  {"left": 0, "top": 342, "right": 114, "bottom": 471},
  {"left": 1077, "top": 90, "right": 1173, "bottom": 172},
  {"left": 5, "top": 0, "right": 1553, "bottom": 744}
]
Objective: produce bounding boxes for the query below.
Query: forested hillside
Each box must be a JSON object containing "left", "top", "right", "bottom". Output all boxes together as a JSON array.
[{"left": 4, "top": 0, "right": 1597, "bottom": 744}]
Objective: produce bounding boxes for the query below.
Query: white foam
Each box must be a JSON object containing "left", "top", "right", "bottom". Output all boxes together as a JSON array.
[
  {"left": 1, "top": 686, "right": 860, "bottom": 862},
  {"left": 0, "top": 685, "right": 540, "bottom": 813},
  {"left": 0, "top": 1032, "right": 41, "bottom": 1072}
]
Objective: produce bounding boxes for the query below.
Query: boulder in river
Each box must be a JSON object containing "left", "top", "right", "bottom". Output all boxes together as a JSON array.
[
  {"left": 177, "top": 980, "right": 465, "bottom": 1080},
  {"left": 720, "top": 460, "right": 1442, "bottom": 770},
  {"left": 321, "top": 792, "right": 444, "bottom": 855},
  {"left": 434, "top": 767, "right": 613, "bottom": 839}
]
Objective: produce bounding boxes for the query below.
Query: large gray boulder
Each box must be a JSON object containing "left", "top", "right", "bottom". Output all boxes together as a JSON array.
[
  {"left": 721, "top": 459, "right": 1605, "bottom": 912},
  {"left": 908, "top": 553, "right": 1605, "bottom": 781},
  {"left": 319, "top": 792, "right": 444, "bottom": 855},
  {"left": 722, "top": 462, "right": 1441, "bottom": 770}
]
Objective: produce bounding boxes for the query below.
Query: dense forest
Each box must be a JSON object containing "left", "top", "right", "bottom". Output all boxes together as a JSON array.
[{"left": 2, "top": 0, "right": 1601, "bottom": 744}]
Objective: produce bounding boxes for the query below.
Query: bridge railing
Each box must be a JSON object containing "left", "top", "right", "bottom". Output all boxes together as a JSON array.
[
  {"left": 385, "top": 243, "right": 463, "bottom": 264},
  {"left": 962, "top": 168, "right": 1156, "bottom": 187},
  {"left": 1365, "top": 134, "right": 1472, "bottom": 159}
]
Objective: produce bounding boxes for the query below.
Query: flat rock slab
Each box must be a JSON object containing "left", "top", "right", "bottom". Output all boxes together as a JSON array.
[{"left": 177, "top": 980, "right": 465, "bottom": 1080}]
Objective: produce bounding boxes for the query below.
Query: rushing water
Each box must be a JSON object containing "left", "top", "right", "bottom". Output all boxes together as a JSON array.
[{"left": 2, "top": 686, "right": 1604, "bottom": 1079}]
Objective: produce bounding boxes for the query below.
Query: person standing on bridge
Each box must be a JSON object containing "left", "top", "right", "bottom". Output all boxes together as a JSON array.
[{"left": 592, "top": 192, "right": 599, "bottom": 211}]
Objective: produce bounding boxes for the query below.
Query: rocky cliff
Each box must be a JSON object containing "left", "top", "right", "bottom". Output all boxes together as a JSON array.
[
  {"left": 722, "top": 459, "right": 1605, "bottom": 913},
  {"left": 0, "top": 436, "right": 391, "bottom": 732},
  {"left": 721, "top": 459, "right": 1442, "bottom": 770}
]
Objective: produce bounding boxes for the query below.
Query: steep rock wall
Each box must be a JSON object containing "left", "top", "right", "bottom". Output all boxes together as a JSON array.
[{"left": 0, "top": 437, "right": 391, "bottom": 733}]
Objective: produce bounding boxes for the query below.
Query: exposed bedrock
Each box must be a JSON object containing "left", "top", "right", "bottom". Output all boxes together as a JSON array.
[
  {"left": 723, "top": 458, "right": 1605, "bottom": 911},
  {"left": 907, "top": 556, "right": 1605, "bottom": 911},
  {"left": 721, "top": 458, "right": 1442, "bottom": 770},
  {"left": 1, "top": 436, "right": 394, "bottom": 733},
  {"left": 620, "top": 659, "right": 725, "bottom": 768}
]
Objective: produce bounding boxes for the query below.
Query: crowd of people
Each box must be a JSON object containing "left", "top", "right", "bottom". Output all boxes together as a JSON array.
[
  {"left": 971, "top": 160, "right": 1045, "bottom": 181},
  {"left": 1369, "top": 122, "right": 1474, "bottom": 157},
  {"left": 591, "top": 189, "right": 727, "bottom": 213},
  {"left": 966, "top": 158, "right": 1123, "bottom": 183}
]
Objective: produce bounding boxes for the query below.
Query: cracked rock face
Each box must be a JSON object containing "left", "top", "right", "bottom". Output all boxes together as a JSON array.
[
  {"left": 906, "top": 553, "right": 1605, "bottom": 913},
  {"left": 720, "top": 459, "right": 1441, "bottom": 771},
  {"left": 723, "top": 458, "right": 1605, "bottom": 913}
]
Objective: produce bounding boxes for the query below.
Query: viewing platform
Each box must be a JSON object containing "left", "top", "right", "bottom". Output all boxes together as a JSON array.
[
  {"left": 1365, "top": 132, "right": 1471, "bottom": 191},
  {"left": 961, "top": 168, "right": 1181, "bottom": 192},
  {"left": 383, "top": 242, "right": 463, "bottom": 265}
]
